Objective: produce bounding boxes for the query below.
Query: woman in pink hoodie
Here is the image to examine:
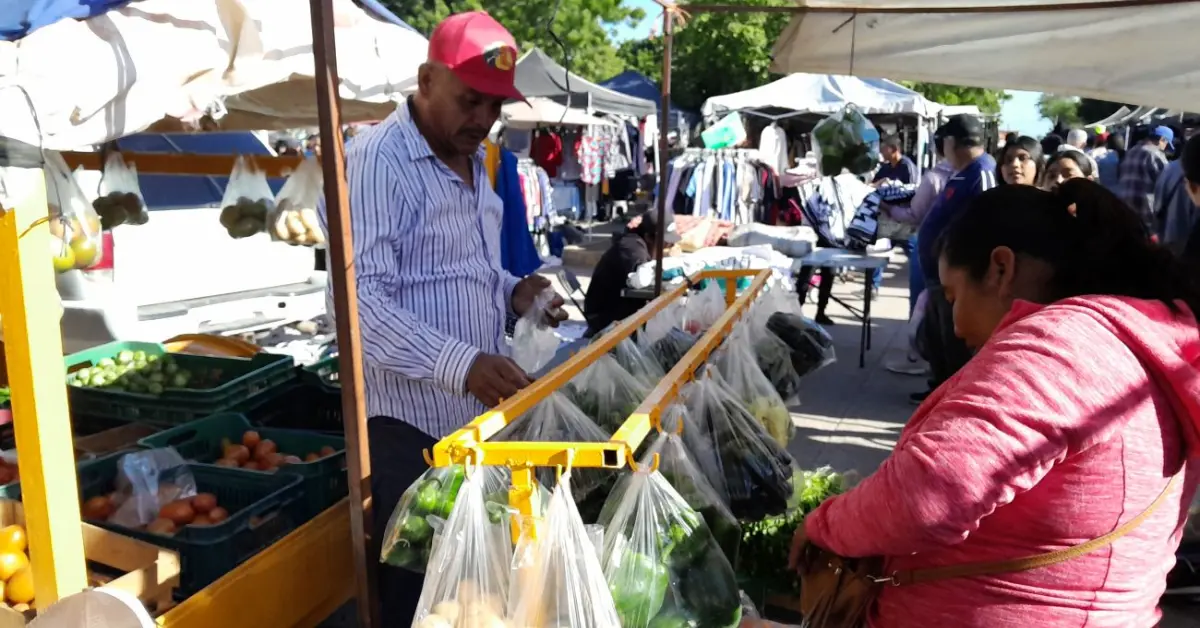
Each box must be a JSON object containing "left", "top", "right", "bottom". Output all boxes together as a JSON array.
[{"left": 792, "top": 179, "right": 1200, "bottom": 627}]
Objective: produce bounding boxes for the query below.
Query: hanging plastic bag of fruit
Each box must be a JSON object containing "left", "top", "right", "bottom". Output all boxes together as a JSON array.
[
  {"left": 380, "top": 464, "right": 468, "bottom": 573},
  {"left": 219, "top": 156, "right": 274, "bottom": 239},
  {"left": 639, "top": 408, "right": 741, "bottom": 567},
  {"left": 509, "top": 471, "right": 621, "bottom": 628},
  {"left": 611, "top": 335, "right": 665, "bottom": 388},
  {"left": 564, "top": 354, "right": 648, "bottom": 433},
  {"left": 93, "top": 152, "right": 149, "bottom": 228},
  {"left": 766, "top": 311, "right": 836, "bottom": 377},
  {"left": 492, "top": 392, "right": 616, "bottom": 523},
  {"left": 411, "top": 456, "right": 514, "bottom": 628},
  {"left": 639, "top": 301, "right": 698, "bottom": 374},
  {"left": 42, "top": 151, "right": 103, "bottom": 274},
  {"left": 511, "top": 288, "right": 562, "bottom": 374},
  {"left": 101, "top": 448, "right": 198, "bottom": 530},
  {"left": 811, "top": 104, "right": 881, "bottom": 176},
  {"left": 714, "top": 325, "right": 794, "bottom": 448},
  {"left": 598, "top": 469, "right": 743, "bottom": 628},
  {"left": 268, "top": 157, "right": 325, "bottom": 247},
  {"left": 683, "top": 280, "right": 725, "bottom": 334},
  {"left": 681, "top": 370, "right": 796, "bottom": 520}
]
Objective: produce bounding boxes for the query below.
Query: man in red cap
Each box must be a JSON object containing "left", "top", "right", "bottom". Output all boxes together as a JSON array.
[{"left": 317, "top": 11, "right": 565, "bottom": 623}]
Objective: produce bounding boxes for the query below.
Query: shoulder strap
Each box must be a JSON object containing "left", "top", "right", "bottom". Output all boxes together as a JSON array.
[{"left": 892, "top": 474, "right": 1181, "bottom": 587}]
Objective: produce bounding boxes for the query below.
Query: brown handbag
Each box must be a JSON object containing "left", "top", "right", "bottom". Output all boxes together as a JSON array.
[{"left": 795, "top": 474, "right": 1181, "bottom": 628}]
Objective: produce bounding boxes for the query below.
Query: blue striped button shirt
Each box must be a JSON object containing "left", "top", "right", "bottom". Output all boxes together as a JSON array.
[{"left": 318, "top": 102, "right": 520, "bottom": 438}]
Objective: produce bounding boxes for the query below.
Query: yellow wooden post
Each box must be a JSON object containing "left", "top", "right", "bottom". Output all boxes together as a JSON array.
[{"left": 0, "top": 167, "right": 88, "bottom": 605}]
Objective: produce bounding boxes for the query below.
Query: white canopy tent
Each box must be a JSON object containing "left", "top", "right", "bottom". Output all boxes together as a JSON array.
[
  {"left": 700, "top": 72, "right": 941, "bottom": 120},
  {"left": 769, "top": 0, "right": 1200, "bottom": 113},
  {"left": 0, "top": 0, "right": 427, "bottom": 150},
  {"left": 502, "top": 98, "right": 617, "bottom": 129}
]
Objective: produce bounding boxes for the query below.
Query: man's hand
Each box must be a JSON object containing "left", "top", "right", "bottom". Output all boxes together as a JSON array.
[
  {"left": 466, "top": 353, "right": 532, "bottom": 407},
  {"left": 512, "top": 275, "right": 569, "bottom": 327}
]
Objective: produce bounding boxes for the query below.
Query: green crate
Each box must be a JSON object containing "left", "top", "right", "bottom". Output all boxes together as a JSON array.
[
  {"left": 0, "top": 449, "right": 136, "bottom": 502},
  {"left": 81, "top": 455, "right": 303, "bottom": 597},
  {"left": 65, "top": 341, "right": 296, "bottom": 426},
  {"left": 235, "top": 381, "right": 343, "bottom": 433},
  {"left": 139, "top": 413, "right": 346, "bottom": 519},
  {"left": 300, "top": 354, "right": 340, "bottom": 392}
]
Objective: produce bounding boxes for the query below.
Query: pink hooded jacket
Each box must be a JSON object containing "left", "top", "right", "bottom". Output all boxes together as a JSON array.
[{"left": 805, "top": 296, "right": 1200, "bottom": 628}]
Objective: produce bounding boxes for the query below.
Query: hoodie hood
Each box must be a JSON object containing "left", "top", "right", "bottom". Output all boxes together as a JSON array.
[{"left": 1002, "top": 296, "right": 1200, "bottom": 458}]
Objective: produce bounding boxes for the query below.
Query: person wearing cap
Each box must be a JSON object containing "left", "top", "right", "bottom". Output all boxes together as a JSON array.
[
  {"left": 1117, "top": 125, "right": 1173, "bottom": 233},
  {"left": 583, "top": 205, "right": 680, "bottom": 337},
  {"left": 1152, "top": 133, "right": 1200, "bottom": 256},
  {"left": 316, "top": 11, "right": 566, "bottom": 623},
  {"left": 912, "top": 114, "right": 996, "bottom": 404}
]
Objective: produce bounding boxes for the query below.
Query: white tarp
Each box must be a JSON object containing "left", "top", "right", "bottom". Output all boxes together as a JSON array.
[
  {"left": 770, "top": 0, "right": 1200, "bottom": 113},
  {"left": 700, "top": 73, "right": 941, "bottom": 119},
  {"left": 0, "top": 0, "right": 427, "bottom": 150},
  {"left": 502, "top": 98, "right": 616, "bottom": 129}
]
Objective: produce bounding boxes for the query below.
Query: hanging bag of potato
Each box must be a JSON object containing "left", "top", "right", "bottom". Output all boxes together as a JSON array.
[
  {"left": 93, "top": 152, "right": 149, "bottom": 228},
  {"left": 268, "top": 158, "right": 325, "bottom": 247},
  {"left": 43, "top": 151, "right": 104, "bottom": 274},
  {"left": 218, "top": 156, "right": 275, "bottom": 239}
]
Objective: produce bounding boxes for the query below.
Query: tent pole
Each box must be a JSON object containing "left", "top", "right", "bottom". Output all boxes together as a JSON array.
[
  {"left": 654, "top": 9, "right": 674, "bottom": 297},
  {"left": 308, "top": 1, "right": 377, "bottom": 626}
]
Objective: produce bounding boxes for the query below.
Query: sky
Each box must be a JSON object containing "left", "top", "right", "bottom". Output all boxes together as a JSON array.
[{"left": 613, "top": 1, "right": 1051, "bottom": 135}]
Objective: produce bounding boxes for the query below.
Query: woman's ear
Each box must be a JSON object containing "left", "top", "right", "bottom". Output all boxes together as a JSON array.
[{"left": 989, "top": 246, "right": 1018, "bottom": 296}]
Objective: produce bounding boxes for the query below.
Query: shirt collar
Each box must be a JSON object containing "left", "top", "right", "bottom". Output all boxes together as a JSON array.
[{"left": 394, "top": 98, "right": 488, "bottom": 165}]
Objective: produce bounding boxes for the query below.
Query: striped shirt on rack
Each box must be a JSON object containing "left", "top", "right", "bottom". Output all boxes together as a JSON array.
[{"left": 318, "top": 101, "right": 521, "bottom": 438}]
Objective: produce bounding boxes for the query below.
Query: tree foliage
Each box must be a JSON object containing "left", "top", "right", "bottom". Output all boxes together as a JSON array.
[
  {"left": 616, "top": 37, "right": 663, "bottom": 85},
  {"left": 379, "top": 0, "right": 644, "bottom": 81},
  {"left": 899, "top": 83, "right": 1009, "bottom": 114},
  {"left": 1037, "top": 93, "right": 1082, "bottom": 127}
]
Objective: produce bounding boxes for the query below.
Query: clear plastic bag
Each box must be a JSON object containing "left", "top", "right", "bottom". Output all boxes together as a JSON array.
[
  {"left": 268, "top": 157, "right": 326, "bottom": 246},
  {"left": 107, "top": 448, "right": 197, "bottom": 529},
  {"left": 638, "top": 301, "right": 684, "bottom": 353},
  {"left": 747, "top": 289, "right": 804, "bottom": 403},
  {"left": 43, "top": 151, "right": 103, "bottom": 273},
  {"left": 512, "top": 289, "right": 562, "bottom": 374},
  {"left": 640, "top": 409, "right": 741, "bottom": 567},
  {"left": 683, "top": 281, "right": 725, "bottom": 335},
  {"left": 93, "top": 152, "right": 148, "bottom": 228},
  {"left": 509, "top": 473, "right": 621, "bottom": 628},
  {"left": 218, "top": 156, "right": 274, "bottom": 239},
  {"left": 766, "top": 312, "right": 836, "bottom": 377},
  {"left": 380, "top": 464, "right": 470, "bottom": 573},
  {"left": 412, "top": 461, "right": 514, "bottom": 628},
  {"left": 811, "top": 104, "right": 881, "bottom": 177},
  {"left": 681, "top": 372, "right": 796, "bottom": 520},
  {"left": 598, "top": 470, "right": 742, "bottom": 628},
  {"left": 715, "top": 326, "right": 793, "bottom": 448},
  {"left": 565, "top": 355, "right": 648, "bottom": 433},
  {"left": 611, "top": 337, "right": 665, "bottom": 388},
  {"left": 492, "top": 392, "right": 616, "bottom": 523}
]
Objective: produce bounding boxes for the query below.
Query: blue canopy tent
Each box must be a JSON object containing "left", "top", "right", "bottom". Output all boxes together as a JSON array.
[{"left": 599, "top": 70, "right": 697, "bottom": 130}]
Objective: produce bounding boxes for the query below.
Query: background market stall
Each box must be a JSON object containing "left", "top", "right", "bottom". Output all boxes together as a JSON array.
[{"left": 515, "top": 48, "right": 657, "bottom": 118}]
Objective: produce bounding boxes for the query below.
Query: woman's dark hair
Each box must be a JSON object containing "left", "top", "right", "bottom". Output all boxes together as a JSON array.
[
  {"left": 996, "top": 135, "right": 1044, "bottom": 185},
  {"left": 1041, "top": 134, "right": 1064, "bottom": 156},
  {"left": 1182, "top": 133, "right": 1200, "bottom": 185},
  {"left": 1051, "top": 150, "right": 1095, "bottom": 178},
  {"left": 938, "top": 179, "right": 1200, "bottom": 316},
  {"left": 1106, "top": 134, "right": 1126, "bottom": 161}
]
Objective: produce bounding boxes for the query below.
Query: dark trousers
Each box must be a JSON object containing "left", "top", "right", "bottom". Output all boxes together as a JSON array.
[
  {"left": 797, "top": 266, "right": 834, "bottom": 316},
  {"left": 369, "top": 416, "right": 438, "bottom": 627},
  {"left": 918, "top": 284, "right": 973, "bottom": 390}
]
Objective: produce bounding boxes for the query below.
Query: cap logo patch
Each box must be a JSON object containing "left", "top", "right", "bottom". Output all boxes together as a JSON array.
[{"left": 483, "top": 43, "right": 515, "bottom": 71}]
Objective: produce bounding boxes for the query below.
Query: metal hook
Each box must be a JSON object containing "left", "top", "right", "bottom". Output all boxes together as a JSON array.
[
  {"left": 422, "top": 448, "right": 434, "bottom": 466},
  {"left": 555, "top": 448, "right": 577, "bottom": 482},
  {"left": 625, "top": 449, "right": 660, "bottom": 473}
]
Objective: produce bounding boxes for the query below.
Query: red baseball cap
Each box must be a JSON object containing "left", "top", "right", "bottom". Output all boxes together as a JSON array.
[{"left": 428, "top": 11, "right": 525, "bottom": 102}]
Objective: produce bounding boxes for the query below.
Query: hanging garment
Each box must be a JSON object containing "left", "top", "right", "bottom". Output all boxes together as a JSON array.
[
  {"left": 758, "top": 123, "right": 789, "bottom": 175},
  {"left": 560, "top": 129, "right": 583, "bottom": 180},
  {"left": 496, "top": 148, "right": 542, "bottom": 277},
  {"left": 578, "top": 132, "right": 604, "bottom": 185},
  {"left": 532, "top": 131, "right": 563, "bottom": 177},
  {"left": 584, "top": 182, "right": 600, "bottom": 221},
  {"left": 484, "top": 139, "right": 501, "bottom": 187}
]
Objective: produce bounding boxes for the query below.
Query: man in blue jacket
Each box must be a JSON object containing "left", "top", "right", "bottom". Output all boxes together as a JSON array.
[{"left": 912, "top": 115, "right": 996, "bottom": 404}]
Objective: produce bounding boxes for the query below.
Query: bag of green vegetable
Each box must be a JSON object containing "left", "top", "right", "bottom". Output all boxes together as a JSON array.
[
  {"left": 681, "top": 372, "right": 796, "bottom": 521},
  {"left": 511, "top": 288, "right": 563, "bottom": 373},
  {"left": 598, "top": 469, "right": 742, "bottom": 628},
  {"left": 381, "top": 464, "right": 509, "bottom": 573},
  {"left": 745, "top": 286, "right": 804, "bottom": 403},
  {"left": 683, "top": 281, "right": 726, "bottom": 335},
  {"left": 412, "top": 460, "right": 514, "bottom": 628},
  {"left": 640, "top": 407, "right": 741, "bottom": 567},
  {"left": 714, "top": 326, "right": 793, "bottom": 448},
  {"left": 565, "top": 354, "right": 649, "bottom": 433},
  {"left": 811, "top": 104, "right": 881, "bottom": 177},
  {"left": 492, "top": 392, "right": 616, "bottom": 523},
  {"left": 612, "top": 336, "right": 665, "bottom": 388},
  {"left": 766, "top": 312, "right": 836, "bottom": 377},
  {"left": 509, "top": 472, "right": 622, "bottom": 628}
]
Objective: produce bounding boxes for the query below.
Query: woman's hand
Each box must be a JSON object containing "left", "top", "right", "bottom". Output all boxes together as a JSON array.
[{"left": 787, "top": 522, "right": 810, "bottom": 572}]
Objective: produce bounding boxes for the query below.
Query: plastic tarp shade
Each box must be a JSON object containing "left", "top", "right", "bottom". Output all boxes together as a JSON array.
[
  {"left": 0, "top": 0, "right": 131, "bottom": 41},
  {"left": 514, "top": 48, "right": 656, "bottom": 118},
  {"left": 502, "top": 98, "right": 617, "bottom": 129},
  {"left": 700, "top": 72, "right": 940, "bottom": 119},
  {"left": 769, "top": 0, "right": 1200, "bottom": 114},
  {"left": 600, "top": 70, "right": 698, "bottom": 126}
]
